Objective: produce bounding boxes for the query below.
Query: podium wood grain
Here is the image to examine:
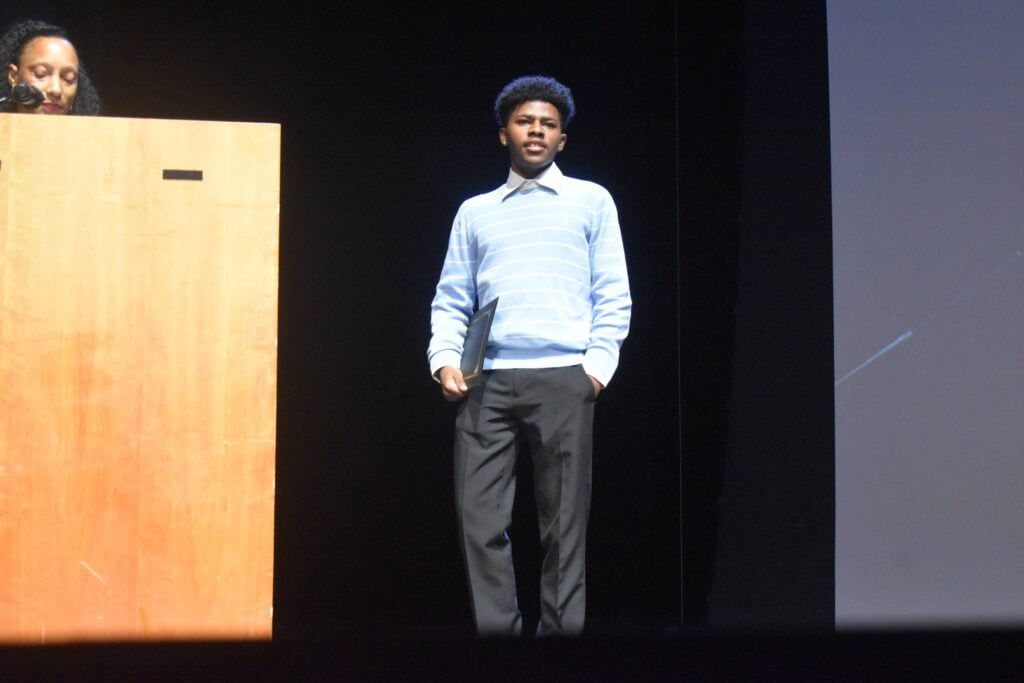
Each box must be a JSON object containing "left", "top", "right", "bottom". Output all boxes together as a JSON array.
[{"left": 0, "top": 114, "right": 278, "bottom": 641}]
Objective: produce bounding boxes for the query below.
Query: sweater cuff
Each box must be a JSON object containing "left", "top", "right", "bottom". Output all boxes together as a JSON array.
[
  {"left": 429, "top": 349, "right": 463, "bottom": 381},
  {"left": 582, "top": 348, "right": 617, "bottom": 388}
]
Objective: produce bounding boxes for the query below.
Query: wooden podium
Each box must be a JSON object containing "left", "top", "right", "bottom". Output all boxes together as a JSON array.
[{"left": 0, "top": 114, "right": 279, "bottom": 642}]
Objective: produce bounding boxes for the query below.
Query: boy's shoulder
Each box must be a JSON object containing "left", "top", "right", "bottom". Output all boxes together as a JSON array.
[
  {"left": 450, "top": 183, "right": 509, "bottom": 228},
  {"left": 560, "top": 174, "right": 613, "bottom": 199},
  {"left": 464, "top": 182, "right": 509, "bottom": 206}
]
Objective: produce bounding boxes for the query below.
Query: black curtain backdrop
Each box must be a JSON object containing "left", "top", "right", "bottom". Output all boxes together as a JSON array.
[
  {"left": 709, "top": 1, "right": 835, "bottom": 627},
  {"left": 2, "top": 0, "right": 833, "bottom": 639}
]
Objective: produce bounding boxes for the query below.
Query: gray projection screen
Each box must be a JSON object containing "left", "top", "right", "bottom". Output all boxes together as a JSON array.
[{"left": 829, "top": 1, "right": 1024, "bottom": 626}]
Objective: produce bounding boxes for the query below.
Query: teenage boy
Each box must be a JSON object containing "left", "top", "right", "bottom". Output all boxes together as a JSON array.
[{"left": 427, "top": 75, "right": 631, "bottom": 636}]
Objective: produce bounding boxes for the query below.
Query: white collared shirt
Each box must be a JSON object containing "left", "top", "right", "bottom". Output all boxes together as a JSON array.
[{"left": 502, "top": 163, "right": 565, "bottom": 198}]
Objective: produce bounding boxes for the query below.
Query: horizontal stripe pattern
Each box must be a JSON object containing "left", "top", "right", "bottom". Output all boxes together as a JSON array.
[{"left": 428, "top": 165, "right": 631, "bottom": 386}]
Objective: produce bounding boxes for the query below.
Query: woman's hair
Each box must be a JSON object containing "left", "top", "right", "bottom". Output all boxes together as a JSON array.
[
  {"left": 493, "top": 75, "right": 576, "bottom": 129},
  {"left": 0, "top": 19, "right": 101, "bottom": 115}
]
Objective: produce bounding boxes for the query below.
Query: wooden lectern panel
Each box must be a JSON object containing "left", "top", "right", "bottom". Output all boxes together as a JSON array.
[{"left": 0, "top": 114, "right": 279, "bottom": 642}]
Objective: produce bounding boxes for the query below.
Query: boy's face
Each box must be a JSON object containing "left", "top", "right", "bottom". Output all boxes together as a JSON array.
[{"left": 499, "top": 100, "right": 566, "bottom": 178}]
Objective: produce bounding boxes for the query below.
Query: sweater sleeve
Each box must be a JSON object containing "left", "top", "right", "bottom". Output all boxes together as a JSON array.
[
  {"left": 427, "top": 205, "right": 477, "bottom": 379},
  {"left": 582, "top": 189, "right": 632, "bottom": 386}
]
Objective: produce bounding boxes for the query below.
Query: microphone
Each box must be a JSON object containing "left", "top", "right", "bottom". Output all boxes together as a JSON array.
[
  {"left": 1, "top": 82, "right": 45, "bottom": 110},
  {"left": 13, "top": 83, "right": 44, "bottom": 109}
]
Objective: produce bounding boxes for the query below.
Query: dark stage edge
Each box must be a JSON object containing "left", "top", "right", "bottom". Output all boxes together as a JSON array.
[{"left": 3, "top": 629, "right": 1024, "bottom": 680}]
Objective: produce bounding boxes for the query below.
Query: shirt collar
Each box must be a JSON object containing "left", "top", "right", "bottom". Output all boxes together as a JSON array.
[{"left": 502, "top": 162, "right": 564, "bottom": 199}]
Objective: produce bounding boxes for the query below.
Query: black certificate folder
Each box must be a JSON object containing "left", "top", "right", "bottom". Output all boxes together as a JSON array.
[{"left": 460, "top": 298, "right": 498, "bottom": 386}]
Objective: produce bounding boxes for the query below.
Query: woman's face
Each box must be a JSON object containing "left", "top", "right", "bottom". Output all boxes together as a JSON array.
[{"left": 7, "top": 36, "right": 79, "bottom": 114}]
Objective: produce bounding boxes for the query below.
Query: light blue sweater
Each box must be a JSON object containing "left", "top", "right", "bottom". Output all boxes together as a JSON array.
[{"left": 428, "top": 163, "right": 631, "bottom": 387}]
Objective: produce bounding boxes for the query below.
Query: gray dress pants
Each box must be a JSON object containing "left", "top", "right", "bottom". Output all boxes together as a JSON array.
[{"left": 453, "top": 364, "right": 596, "bottom": 636}]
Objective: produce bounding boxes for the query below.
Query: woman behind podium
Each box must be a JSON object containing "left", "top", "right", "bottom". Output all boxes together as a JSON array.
[{"left": 1, "top": 19, "right": 100, "bottom": 115}]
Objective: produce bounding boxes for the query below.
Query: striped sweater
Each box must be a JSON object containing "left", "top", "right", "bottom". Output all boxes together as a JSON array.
[{"left": 428, "top": 163, "right": 631, "bottom": 387}]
